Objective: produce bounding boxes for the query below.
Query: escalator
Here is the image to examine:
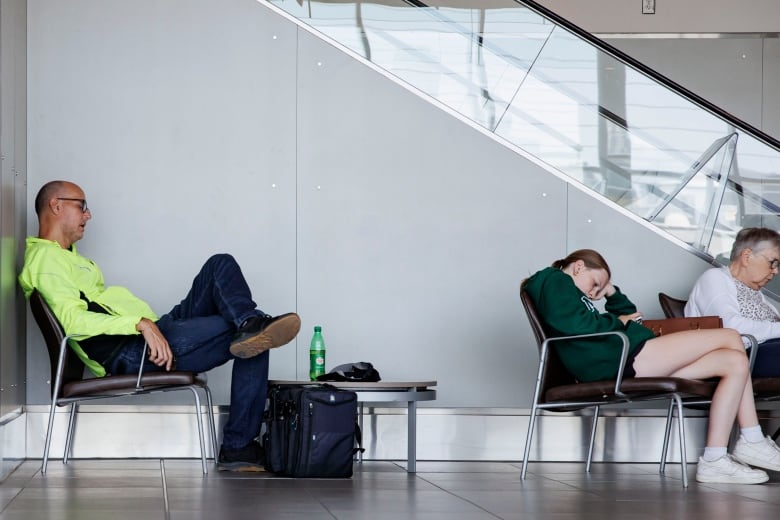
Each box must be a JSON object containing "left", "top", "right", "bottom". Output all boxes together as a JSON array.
[{"left": 266, "top": 0, "right": 780, "bottom": 289}]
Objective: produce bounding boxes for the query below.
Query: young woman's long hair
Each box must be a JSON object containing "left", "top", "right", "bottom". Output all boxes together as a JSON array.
[
  {"left": 551, "top": 249, "right": 611, "bottom": 279},
  {"left": 520, "top": 249, "right": 610, "bottom": 289}
]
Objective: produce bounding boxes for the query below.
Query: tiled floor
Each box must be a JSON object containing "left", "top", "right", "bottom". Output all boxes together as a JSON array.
[{"left": 2, "top": 459, "right": 780, "bottom": 519}]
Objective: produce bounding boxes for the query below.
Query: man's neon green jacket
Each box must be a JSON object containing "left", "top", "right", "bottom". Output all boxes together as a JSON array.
[{"left": 19, "top": 237, "right": 158, "bottom": 376}]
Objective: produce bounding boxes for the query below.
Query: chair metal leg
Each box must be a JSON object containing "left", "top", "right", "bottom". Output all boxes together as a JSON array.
[
  {"left": 63, "top": 403, "right": 78, "bottom": 465},
  {"left": 585, "top": 405, "right": 600, "bottom": 473},
  {"left": 204, "top": 386, "right": 219, "bottom": 465},
  {"left": 187, "top": 387, "right": 208, "bottom": 474},
  {"left": 672, "top": 394, "right": 689, "bottom": 488},
  {"left": 660, "top": 400, "right": 675, "bottom": 474},
  {"left": 522, "top": 354, "right": 549, "bottom": 481},
  {"left": 41, "top": 401, "right": 60, "bottom": 474},
  {"left": 521, "top": 403, "right": 540, "bottom": 480}
]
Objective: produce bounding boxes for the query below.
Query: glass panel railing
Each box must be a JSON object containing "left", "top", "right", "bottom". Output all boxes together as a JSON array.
[
  {"left": 266, "top": 0, "right": 780, "bottom": 273},
  {"left": 269, "top": 0, "right": 546, "bottom": 129}
]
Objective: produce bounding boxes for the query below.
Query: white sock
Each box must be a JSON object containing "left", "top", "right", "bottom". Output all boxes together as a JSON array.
[
  {"left": 741, "top": 425, "right": 765, "bottom": 443},
  {"left": 702, "top": 446, "right": 727, "bottom": 462}
]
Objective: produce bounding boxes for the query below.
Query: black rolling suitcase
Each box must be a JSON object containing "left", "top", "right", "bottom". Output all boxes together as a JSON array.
[{"left": 263, "top": 384, "right": 361, "bottom": 477}]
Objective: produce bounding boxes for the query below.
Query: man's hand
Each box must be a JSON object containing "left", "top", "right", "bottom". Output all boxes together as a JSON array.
[{"left": 135, "top": 318, "right": 174, "bottom": 371}]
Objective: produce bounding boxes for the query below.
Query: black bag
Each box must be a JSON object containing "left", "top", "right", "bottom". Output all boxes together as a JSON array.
[
  {"left": 316, "top": 361, "right": 381, "bottom": 383},
  {"left": 263, "top": 384, "right": 361, "bottom": 477}
]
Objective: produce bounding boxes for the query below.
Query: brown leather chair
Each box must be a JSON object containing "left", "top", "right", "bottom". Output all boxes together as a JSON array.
[
  {"left": 658, "top": 292, "right": 687, "bottom": 319},
  {"left": 30, "top": 290, "right": 218, "bottom": 474},
  {"left": 656, "top": 291, "right": 780, "bottom": 404},
  {"left": 520, "top": 289, "right": 717, "bottom": 488}
]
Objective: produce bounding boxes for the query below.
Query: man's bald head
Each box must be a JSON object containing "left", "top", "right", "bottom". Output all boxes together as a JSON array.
[
  {"left": 33, "top": 181, "right": 91, "bottom": 249},
  {"left": 35, "top": 181, "right": 69, "bottom": 216}
]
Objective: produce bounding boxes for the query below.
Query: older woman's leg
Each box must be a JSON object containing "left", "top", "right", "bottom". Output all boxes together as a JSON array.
[{"left": 751, "top": 337, "right": 780, "bottom": 377}]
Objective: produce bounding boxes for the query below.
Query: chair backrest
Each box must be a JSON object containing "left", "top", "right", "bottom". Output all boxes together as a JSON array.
[
  {"left": 658, "top": 292, "right": 687, "bottom": 318},
  {"left": 29, "top": 290, "right": 87, "bottom": 397},
  {"left": 520, "top": 288, "right": 578, "bottom": 392}
]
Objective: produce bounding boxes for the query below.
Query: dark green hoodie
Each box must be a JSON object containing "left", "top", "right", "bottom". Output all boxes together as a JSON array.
[{"left": 523, "top": 267, "right": 655, "bottom": 382}]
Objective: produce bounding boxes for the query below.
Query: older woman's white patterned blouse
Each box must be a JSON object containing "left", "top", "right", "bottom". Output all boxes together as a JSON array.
[{"left": 735, "top": 278, "right": 780, "bottom": 322}]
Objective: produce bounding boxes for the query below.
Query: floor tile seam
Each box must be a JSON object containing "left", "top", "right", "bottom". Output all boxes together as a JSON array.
[
  {"left": 0, "top": 486, "right": 26, "bottom": 516},
  {"left": 538, "top": 474, "right": 613, "bottom": 494},
  {"left": 412, "top": 472, "right": 505, "bottom": 519},
  {"left": 301, "top": 486, "right": 338, "bottom": 519},
  {"left": 0, "top": 462, "right": 42, "bottom": 515},
  {"left": 501, "top": 470, "right": 616, "bottom": 498}
]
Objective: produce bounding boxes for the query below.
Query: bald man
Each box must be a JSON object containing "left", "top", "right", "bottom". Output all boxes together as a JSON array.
[{"left": 20, "top": 180, "right": 300, "bottom": 471}]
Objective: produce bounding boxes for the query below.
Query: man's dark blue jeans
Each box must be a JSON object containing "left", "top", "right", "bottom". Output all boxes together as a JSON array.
[{"left": 103, "top": 253, "right": 272, "bottom": 450}]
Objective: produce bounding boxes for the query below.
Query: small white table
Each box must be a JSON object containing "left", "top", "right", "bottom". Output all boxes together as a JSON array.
[{"left": 269, "top": 380, "right": 437, "bottom": 473}]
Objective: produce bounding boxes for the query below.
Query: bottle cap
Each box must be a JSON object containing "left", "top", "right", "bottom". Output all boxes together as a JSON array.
[{"left": 314, "top": 325, "right": 322, "bottom": 332}]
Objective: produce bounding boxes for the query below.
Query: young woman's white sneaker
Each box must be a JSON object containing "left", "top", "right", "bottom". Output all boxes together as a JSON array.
[{"left": 696, "top": 454, "right": 769, "bottom": 484}]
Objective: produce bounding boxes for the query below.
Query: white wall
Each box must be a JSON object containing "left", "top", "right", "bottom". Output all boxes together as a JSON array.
[
  {"left": 27, "top": 0, "right": 299, "bottom": 403},
  {"left": 23, "top": 0, "right": 745, "bottom": 462},
  {"left": 26, "top": 0, "right": 718, "bottom": 412},
  {"left": 26, "top": 0, "right": 573, "bottom": 408}
]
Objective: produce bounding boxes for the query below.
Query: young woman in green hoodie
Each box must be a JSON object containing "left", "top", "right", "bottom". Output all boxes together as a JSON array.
[{"left": 523, "top": 249, "right": 780, "bottom": 485}]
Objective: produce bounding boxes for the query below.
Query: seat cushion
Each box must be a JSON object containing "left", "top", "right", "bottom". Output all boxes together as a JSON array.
[
  {"left": 544, "top": 377, "right": 717, "bottom": 403},
  {"left": 61, "top": 371, "right": 207, "bottom": 399},
  {"left": 752, "top": 377, "right": 780, "bottom": 398}
]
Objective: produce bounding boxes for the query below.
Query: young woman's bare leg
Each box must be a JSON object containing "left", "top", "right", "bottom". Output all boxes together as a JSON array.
[
  {"left": 632, "top": 328, "right": 744, "bottom": 376},
  {"left": 633, "top": 329, "right": 752, "bottom": 447}
]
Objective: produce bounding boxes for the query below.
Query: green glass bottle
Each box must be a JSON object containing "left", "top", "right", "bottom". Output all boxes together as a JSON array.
[{"left": 309, "top": 325, "right": 326, "bottom": 381}]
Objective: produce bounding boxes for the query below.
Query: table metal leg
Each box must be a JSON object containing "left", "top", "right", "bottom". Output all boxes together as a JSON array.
[
  {"left": 407, "top": 400, "right": 417, "bottom": 473},
  {"left": 358, "top": 402, "right": 364, "bottom": 463}
]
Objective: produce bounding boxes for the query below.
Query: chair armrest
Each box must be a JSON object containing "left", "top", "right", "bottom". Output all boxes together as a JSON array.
[
  {"left": 742, "top": 334, "right": 758, "bottom": 374},
  {"left": 63, "top": 333, "right": 149, "bottom": 389},
  {"left": 51, "top": 333, "right": 91, "bottom": 403},
  {"left": 135, "top": 341, "right": 149, "bottom": 390},
  {"left": 64, "top": 333, "right": 150, "bottom": 390},
  {"left": 61, "top": 333, "right": 90, "bottom": 361},
  {"left": 542, "top": 330, "right": 631, "bottom": 399}
]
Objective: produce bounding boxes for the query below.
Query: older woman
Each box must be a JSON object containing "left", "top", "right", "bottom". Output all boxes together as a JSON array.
[
  {"left": 524, "top": 248, "right": 780, "bottom": 484},
  {"left": 686, "top": 227, "right": 780, "bottom": 378}
]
